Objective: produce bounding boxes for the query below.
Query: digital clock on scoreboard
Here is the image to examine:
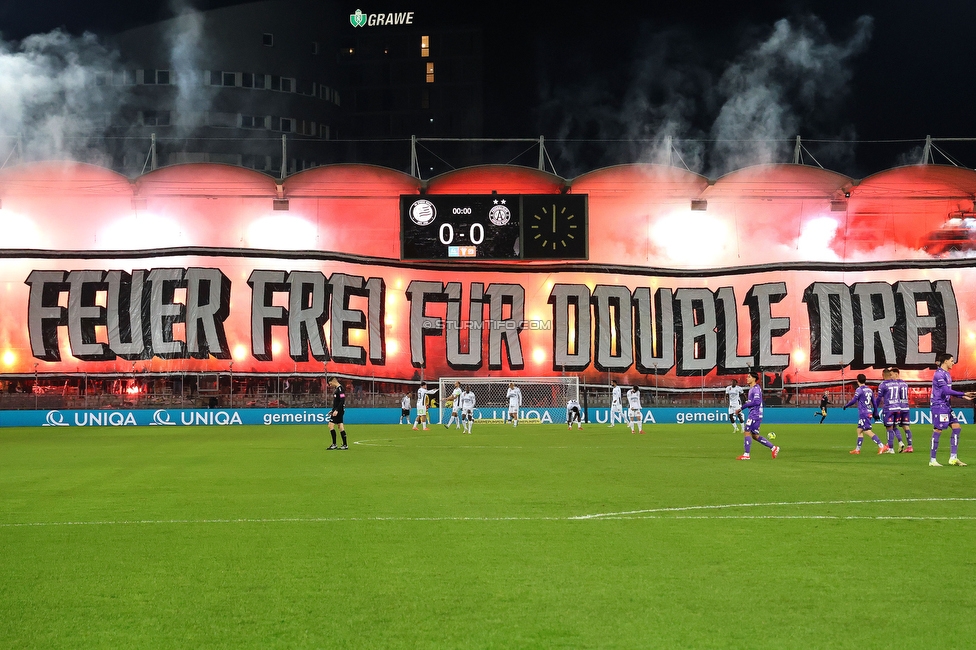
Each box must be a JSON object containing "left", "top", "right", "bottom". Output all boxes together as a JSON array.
[{"left": 400, "top": 194, "right": 588, "bottom": 260}]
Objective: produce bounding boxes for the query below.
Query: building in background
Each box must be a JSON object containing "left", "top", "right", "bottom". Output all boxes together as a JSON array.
[
  {"left": 102, "top": 1, "right": 483, "bottom": 177},
  {"left": 336, "top": 10, "right": 483, "bottom": 173}
]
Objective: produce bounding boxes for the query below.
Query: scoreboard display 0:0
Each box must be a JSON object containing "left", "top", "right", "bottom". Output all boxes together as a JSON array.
[{"left": 400, "top": 195, "right": 521, "bottom": 259}]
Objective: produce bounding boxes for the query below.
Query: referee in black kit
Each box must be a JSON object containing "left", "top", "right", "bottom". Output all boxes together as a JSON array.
[{"left": 327, "top": 377, "right": 348, "bottom": 450}]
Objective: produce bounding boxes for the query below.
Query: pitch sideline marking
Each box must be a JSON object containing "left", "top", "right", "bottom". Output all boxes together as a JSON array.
[
  {"left": 2, "top": 498, "right": 976, "bottom": 529},
  {"left": 355, "top": 439, "right": 527, "bottom": 449},
  {"left": 354, "top": 437, "right": 573, "bottom": 449}
]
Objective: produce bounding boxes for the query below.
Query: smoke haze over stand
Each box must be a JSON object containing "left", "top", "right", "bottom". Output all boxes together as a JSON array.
[
  {"left": 534, "top": 15, "right": 874, "bottom": 178},
  {"left": 708, "top": 16, "right": 873, "bottom": 176},
  {"left": 0, "top": 2, "right": 225, "bottom": 174},
  {"left": 165, "top": 1, "right": 210, "bottom": 136},
  {"left": 5, "top": 2, "right": 976, "bottom": 176},
  {"left": 0, "top": 30, "right": 123, "bottom": 166}
]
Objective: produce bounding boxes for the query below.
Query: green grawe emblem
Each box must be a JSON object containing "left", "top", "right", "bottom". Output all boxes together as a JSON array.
[{"left": 350, "top": 9, "right": 367, "bottom": 27}]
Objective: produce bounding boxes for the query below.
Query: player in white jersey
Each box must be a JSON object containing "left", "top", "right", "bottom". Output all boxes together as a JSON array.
[
  {"left": 399, "top": 393, "right": 411, "bottom": 424},
  {"left": 412, "top": 381, "right": 438, "bottom": 430},
  {"left": 726, "top": 379, "right": 746, "bottom": 432},
  {"left": 444, "top": 381, "right": 463, "bottom": 429},
  {"left": 566, "top": 398, "right": 583, "bottom": 430},
  {"left": 609, "top": 380, "right": 625, "bottom": 426},
  {"left": 459, "top": 387, "right": 477, "bottom": 434},
  {"left": 506, "top": 382, "right": 522, "bottom": 427},
  {"left": 626, "top": 386, "right": 644, "bottom": 434}
]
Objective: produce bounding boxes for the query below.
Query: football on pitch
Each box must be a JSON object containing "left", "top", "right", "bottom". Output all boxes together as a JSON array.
[{"left": 768, "top": 431, "right": 776, "bottom": 439}]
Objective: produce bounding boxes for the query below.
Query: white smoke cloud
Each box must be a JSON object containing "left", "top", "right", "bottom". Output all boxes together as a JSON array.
[
  {"left": 0, "top": 2, "right": 215, "bottom": 171},
  {"left": 539, "top": 15, "right": 874, "bottom": 177},
  {"left": 708, "top": 16, "right": 874, "bottom": 175},
  {"left": 617, "top": 30, "right": 711, "bottom": 171},
  {"left": 0, "top": 29, "right": 121, "bottom": 165},
  {"left": 166, "top": 0, "right": 209, "bottom": 133}
]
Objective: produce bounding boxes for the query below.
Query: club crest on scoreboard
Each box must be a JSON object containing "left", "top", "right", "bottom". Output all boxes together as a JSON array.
[
  {"left": 488, "top": 203, "right": 512, "bottom": 226},
  {"left": 408, "top": 199, "right": 436, "bottom": 225}
]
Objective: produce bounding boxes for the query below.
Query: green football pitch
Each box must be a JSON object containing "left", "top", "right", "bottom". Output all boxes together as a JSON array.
[{"left": 1, "top": 421, "right": 974, "bottom": 648}]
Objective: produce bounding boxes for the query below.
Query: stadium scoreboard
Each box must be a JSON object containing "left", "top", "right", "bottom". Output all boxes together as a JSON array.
[{"left": 400, "top": 194, "right": 588, "bottom": 260}]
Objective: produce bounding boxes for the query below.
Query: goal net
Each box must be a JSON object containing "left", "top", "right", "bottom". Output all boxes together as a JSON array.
[{"left": 436, "top": 376, "right": 580, "bottom": 424}]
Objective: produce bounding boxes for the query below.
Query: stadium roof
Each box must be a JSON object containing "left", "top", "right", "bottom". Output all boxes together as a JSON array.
[{"left": 4, "top": 160, "right": 976, "bottom": 202}]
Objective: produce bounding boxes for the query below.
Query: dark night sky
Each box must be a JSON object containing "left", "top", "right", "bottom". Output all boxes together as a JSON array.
[{"left": 2, "top": 0, "right": 975, "bottom": 175}]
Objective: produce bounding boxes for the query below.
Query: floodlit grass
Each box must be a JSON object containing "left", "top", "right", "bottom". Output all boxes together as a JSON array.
[{"left": 1, "top": 421, "right": 974, "bottom": 648}]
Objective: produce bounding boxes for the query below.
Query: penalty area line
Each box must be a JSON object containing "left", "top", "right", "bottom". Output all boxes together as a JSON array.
[
  {"left": 570, "top": 497, "right": 976, "bottom": 520},
  {"left": 594, "top": 515, "right": 976, "bottom": 521}
]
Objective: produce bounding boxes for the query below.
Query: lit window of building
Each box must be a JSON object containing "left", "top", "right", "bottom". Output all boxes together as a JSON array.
[
  {"left": 421, "top": 35, "right": 429, "bottom": 57},
  {"left": 426, "top": 62, "right": 434, "bottom": 83}
]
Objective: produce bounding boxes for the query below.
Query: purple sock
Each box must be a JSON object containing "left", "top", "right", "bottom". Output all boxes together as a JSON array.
[
  {"left": 904, "top": 428, "right": 912, "bottom": 446},
  {"left": 756, "top": 436, "right": 774, "bottom": 449},
  {"left": 887, "top": 429, "right": 895, "bottom": 446},
  {"left": 931, "top": 432, "right": 941, "bottom": 460},
  {"left": 744, "top": 436, "right": 752, "bottom": 454},
  {"left": 951, "top": 429, "right": 959, "bottom": 456},
  {"left": 871, "top": 434, "right": 883, "bottom": 446},
  {"left": 894, "top": 429, "right": 903, "bottom": 443},
  {"left": 856, "top": 437, "right": 863, "bottom": 450}
]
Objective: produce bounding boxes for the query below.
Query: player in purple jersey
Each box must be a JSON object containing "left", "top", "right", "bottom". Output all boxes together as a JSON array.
[
  {"left": 890, "top": 368, "right": 914, "bottom": 452},
  {"left": 880, "top": 367, "right": 914, "bottom": 452},
  {"left": 874, "top": 368, "right": 904, "bottom": 453},
  {"left": 928, "top": 353, "right": 976, "bottom": 467},
  {"left": 735, "top": 371, "right": 780, "bottom": 460},
  {"left": 844, "top": 373, "right": 889, "bottom": 455}
]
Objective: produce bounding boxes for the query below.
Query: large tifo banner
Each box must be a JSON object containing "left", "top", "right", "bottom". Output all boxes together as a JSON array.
[{"left": 2, "top": 161, "right": 976, "bottom": 389}]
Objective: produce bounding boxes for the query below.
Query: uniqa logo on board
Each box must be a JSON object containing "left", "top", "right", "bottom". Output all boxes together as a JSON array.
[
  {"left": 43, "top": 410, "right": 69, "bottom": 426},
  {"left": 350, "top": 9, "right": 415, "bottom": 27}
]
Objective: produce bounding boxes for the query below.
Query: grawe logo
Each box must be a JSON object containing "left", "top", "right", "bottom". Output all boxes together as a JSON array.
[{"left": 350, "top": 9, "right": 414, "bottom": 27}]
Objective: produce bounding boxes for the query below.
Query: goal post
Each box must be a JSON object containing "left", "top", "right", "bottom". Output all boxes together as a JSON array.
[{"left": 436, "top": 376, "right": 580, "bottom": 424}]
